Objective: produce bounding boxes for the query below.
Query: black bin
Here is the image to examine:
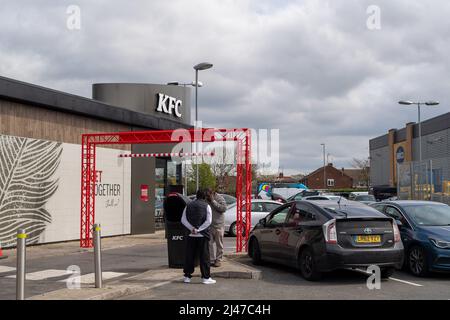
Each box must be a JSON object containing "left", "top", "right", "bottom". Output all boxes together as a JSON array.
[{"left": 163, "top": 193, "right": 191, "bottom": 268}]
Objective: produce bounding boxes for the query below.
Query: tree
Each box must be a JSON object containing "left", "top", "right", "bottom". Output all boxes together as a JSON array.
[
  {"left": 186, "top": 163, "right": 216, "bottom": 195},
  {"left": 208, "top": 144, "right": 236, "bottom": 193},
  {"left": 350, "top": 158, "right": 370, "bottom": 188}
]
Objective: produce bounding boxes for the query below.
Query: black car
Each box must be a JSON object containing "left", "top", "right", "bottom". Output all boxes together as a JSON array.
[{"left": 248, "top": 200, "right": 404, "bottom": 280}]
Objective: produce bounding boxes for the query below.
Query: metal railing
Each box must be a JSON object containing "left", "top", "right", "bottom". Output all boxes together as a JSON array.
[{"left": 397, "top": 157, "right": 450, "bottom": 205}]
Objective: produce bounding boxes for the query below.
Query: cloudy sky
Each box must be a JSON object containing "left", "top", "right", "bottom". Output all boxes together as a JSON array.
[{"left": 1, "top": 0, "right": 449, "bottom": 174}]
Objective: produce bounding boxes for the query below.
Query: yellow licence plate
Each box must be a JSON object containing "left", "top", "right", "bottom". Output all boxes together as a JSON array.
[{"left": 355, "top": 235, "right": 381, "bottom": 243}]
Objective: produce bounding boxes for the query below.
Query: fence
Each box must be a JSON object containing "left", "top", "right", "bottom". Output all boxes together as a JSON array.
[{"left": 397, "top": 157, "right": 450, "bottom": 205}]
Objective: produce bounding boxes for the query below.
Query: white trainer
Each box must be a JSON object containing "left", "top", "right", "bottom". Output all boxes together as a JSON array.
[
  {"left": 183, "top": 277, "right": 191, "bottom": 283},
  {"left": 202, "top": 277, "right": 216, "bottom": 284}
]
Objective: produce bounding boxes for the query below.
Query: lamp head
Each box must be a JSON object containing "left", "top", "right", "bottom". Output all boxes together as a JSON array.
[
  {"left": 191, "top": 81, "right": 203, "bottom": 87},
  {"left": 425, "top": 101, "right": 439, "bottom": 106},
  {"left": 398, "top": 100, "right": 413, "bottom": 105},
  {"left": 194, "top": 62, "right": 213, "bottom": 71}
]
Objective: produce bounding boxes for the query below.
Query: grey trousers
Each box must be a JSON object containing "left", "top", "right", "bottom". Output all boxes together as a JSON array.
[{"left": 209, "top": 226, "right": 224, "bottom": 263}]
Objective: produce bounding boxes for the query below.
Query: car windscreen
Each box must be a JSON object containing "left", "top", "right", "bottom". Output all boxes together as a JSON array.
[{"left": 402, "top": 203, "right": 450, "bottom": 226}]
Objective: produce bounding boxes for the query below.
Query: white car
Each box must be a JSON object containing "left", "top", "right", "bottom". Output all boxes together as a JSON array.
[
  {"left": 224, "top": 200, "right": 282, "bottom": 236},
  {"left": 348, "top": 191, "right": 369, "bottom": 200}
]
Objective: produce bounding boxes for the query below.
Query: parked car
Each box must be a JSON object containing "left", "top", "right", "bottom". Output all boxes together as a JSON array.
[
  {"left": 348, "top": 191, "right": 368, "bottom": 200},
  {"left": 248, "top": 200, "right": 404, "bottom": 280},
  {"left": 302, "top": 195, "right": 348, "bottom": 203},
  {"left": 353, "top": 194, "right": 376, "bottom": 205},
  {"left": 224, "top": 200, "right": 282, "bottom": 236},
  {"left": 188, "top": 193, "right": 237, "bottom": 207},
  {"left": 287, "top": 190, "right": 320, "bottom": 201},
  {"left": 370, "top": 200, "right": 450, "bottom": 276}
]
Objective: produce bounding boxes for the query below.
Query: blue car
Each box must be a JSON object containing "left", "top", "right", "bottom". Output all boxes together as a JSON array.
[{"left": 371, "top": 200, "right": 450, "bottom": 276}]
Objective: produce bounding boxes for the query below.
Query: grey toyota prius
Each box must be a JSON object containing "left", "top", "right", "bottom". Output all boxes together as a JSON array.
[{"left": 248, "top": 200, "right": 404, "bottom": 280}]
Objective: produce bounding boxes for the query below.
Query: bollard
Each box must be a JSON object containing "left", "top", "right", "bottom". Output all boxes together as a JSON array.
[
  {"left": 16, "top": 229, "right": 27, "bottom": 300},
  {"left": 93, "top": 224, "right": 102, "bottom": 288}
]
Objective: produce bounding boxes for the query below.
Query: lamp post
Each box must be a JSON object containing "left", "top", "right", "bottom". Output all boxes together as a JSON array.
[
  {"left": 167, "top": 80, "right": 204, "bottom": 195},
  {"left": 193, "top": 62, "right": 213, "bottom": 191},
  {"left": 321, "top": 143, "right": 326, "bottom": 189},
  {"left": 398, "top": 100, "right": 439, "bottom": 163}
]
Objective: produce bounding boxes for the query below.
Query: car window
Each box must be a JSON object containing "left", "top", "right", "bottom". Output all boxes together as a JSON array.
[
  {"left": 251, "top": 202, "right": 264, "bottom": 212},
  {"left": 294, "top": 194, "right": 303, "bottom": 200},
  {"left": 385, "top": 206, "right": 406, "bottom": 223},
  {"left": 264, "top": 202, "right": 281, "bottom": 212},
  {"left": 287, "top": 203, "right": 317, "bottom": 225},
  {"left": 371, "top": 204, "right": 385, "bottom": 213},
  {"left": 266, "top": 205, "right": 292, "bottom": 226}
]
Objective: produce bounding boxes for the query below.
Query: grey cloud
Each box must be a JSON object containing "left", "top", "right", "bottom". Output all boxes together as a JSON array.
[{"left": 1, "top": 0, "right": 449, "bottom": 174}]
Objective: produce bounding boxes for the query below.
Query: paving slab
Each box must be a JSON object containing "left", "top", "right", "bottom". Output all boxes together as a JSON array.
[
  {"left": 1, "top": 231, "right": 166, "bottom": 262},
  {"left": 26, "top": 257, "right": 261, "bottom": 300}
]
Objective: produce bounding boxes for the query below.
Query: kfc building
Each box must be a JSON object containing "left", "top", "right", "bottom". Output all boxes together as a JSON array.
[{"left": 0, "top": 76, "right": 192, "bottom": 247}]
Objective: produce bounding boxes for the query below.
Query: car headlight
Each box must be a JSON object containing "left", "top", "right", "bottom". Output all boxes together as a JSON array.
[{"left": 429, "top": 238, "right": 450, "bottom": 249}]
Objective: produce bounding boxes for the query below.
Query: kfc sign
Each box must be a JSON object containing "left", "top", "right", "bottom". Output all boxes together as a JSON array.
[{"left": 156, "top": 93, "right": 182, "bottom": 118}]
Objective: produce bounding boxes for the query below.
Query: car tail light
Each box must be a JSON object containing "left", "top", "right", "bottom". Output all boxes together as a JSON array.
[
  {"left": 393, "top": 220, "right": 401, "bottom": 242},
  {"left": 323, "top": 219, "right": 337, "bottom": 244}
]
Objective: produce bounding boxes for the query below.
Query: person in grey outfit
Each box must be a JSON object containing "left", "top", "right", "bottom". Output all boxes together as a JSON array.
[{"left": 206, "top": 188, "right": 228, "bottom": 267}]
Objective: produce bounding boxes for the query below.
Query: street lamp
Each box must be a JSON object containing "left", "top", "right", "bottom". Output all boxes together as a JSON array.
[
  {"left": 167, "top": 80, "right": 204, "bottom": 195},
  {"left": 193, "top": 62, "right": 213, "bottom": 191},
  {"left": 321, "top": 143, "right": 326, "bottom": 189},
  {"left": 167, "top": 81, "right": 203, "bottom": 87},
  {"left": 398, "top": 100, "right": 439, "bottom": 162}
]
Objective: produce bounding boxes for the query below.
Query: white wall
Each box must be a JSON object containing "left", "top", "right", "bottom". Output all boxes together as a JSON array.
[
  {"left": 0, "top": 133, "right": 131, "bottom": 247},
  {"left": 41, "top": 143, "right": 131, "bottom": 243}
]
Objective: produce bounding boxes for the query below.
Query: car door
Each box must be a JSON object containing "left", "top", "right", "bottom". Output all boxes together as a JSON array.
[
  {"left": 280, "top": 202, "right": 321, "bottom": 265},
  {"left": 259, "top": 202, "right": 282, "bottom": 223},
  {"left": 249, "top": 202, "right": 265, "bottom": 227},
  {"left": 384, "top": 205, "right": 414, "bottom": 248},
  {"left": 258, "top": 203, "right": 293, "bottom": 260}
]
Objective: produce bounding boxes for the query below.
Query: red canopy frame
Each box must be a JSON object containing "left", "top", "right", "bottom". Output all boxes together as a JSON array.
[{"left": 80, "top": 128, "right": 252, "bottom": 252}]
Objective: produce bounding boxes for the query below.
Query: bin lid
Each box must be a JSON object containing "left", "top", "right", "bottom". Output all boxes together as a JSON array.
[{"left": 163, "top": 193, "right": 191, "bottom": 222}]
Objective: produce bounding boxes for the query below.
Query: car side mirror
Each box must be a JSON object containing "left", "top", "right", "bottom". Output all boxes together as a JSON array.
[{"left": 259, "top": 218, "right": 266, "bottom": 226}]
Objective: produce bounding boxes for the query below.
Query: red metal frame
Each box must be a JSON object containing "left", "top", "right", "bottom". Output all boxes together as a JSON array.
[{"left": 80, "top": 128, "right": 252, "bottom": 252}]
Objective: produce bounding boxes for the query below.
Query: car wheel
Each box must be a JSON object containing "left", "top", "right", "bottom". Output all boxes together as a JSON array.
[
  {"left": 408, "top": 245, "right": 429, "bottom": 277},
  {"left": 229, "top": 222, "right": 246, "bottom": 237},
  {"left": 249, "top": 238, "right": 262, "bottom": 265},
  {"left": 299, "top": 247, "right": 322, "bottom": 281},
  {"left": 380, "top": 267, "right": 395, "bottom": 279}
]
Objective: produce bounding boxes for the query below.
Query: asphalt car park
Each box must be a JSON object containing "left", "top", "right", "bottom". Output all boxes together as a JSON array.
[{"left": 123, "top": 251, "right": 450, "bottom": 300}]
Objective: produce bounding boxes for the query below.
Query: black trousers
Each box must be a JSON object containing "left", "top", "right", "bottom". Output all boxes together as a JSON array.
[{"left": 183, "top": 236, "right": 211, "bottom": 279}]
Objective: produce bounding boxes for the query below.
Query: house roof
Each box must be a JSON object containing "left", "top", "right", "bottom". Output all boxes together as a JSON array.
[{"left": 302, "top": 164, "right": 353, "bottom": 180}]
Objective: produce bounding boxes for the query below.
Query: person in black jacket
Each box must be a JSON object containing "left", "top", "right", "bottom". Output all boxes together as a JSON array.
[{"left": 181, "top": 189, "right": 216, "bottom": 284}]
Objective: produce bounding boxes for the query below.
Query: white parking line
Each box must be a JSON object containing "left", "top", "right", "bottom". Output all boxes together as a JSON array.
[
  {"left": 7, "top": 269, "right": 67, "bottom": 280},
  {"left": 354, "top": 268, "right": 423, "bottom": 287},
  {"left": 388, "top": 277, "right": 423, "bottom": 287},
  {"left": 0, "top": 266, "right": 15, "bottom": 274},
  {"left": 58, "top": 271, "right": 127, "bottom": 284}
]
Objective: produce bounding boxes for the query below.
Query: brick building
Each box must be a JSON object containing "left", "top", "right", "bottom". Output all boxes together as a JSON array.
[{"left": 300, "top": 163, "right": 353, "bottom": 189}]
